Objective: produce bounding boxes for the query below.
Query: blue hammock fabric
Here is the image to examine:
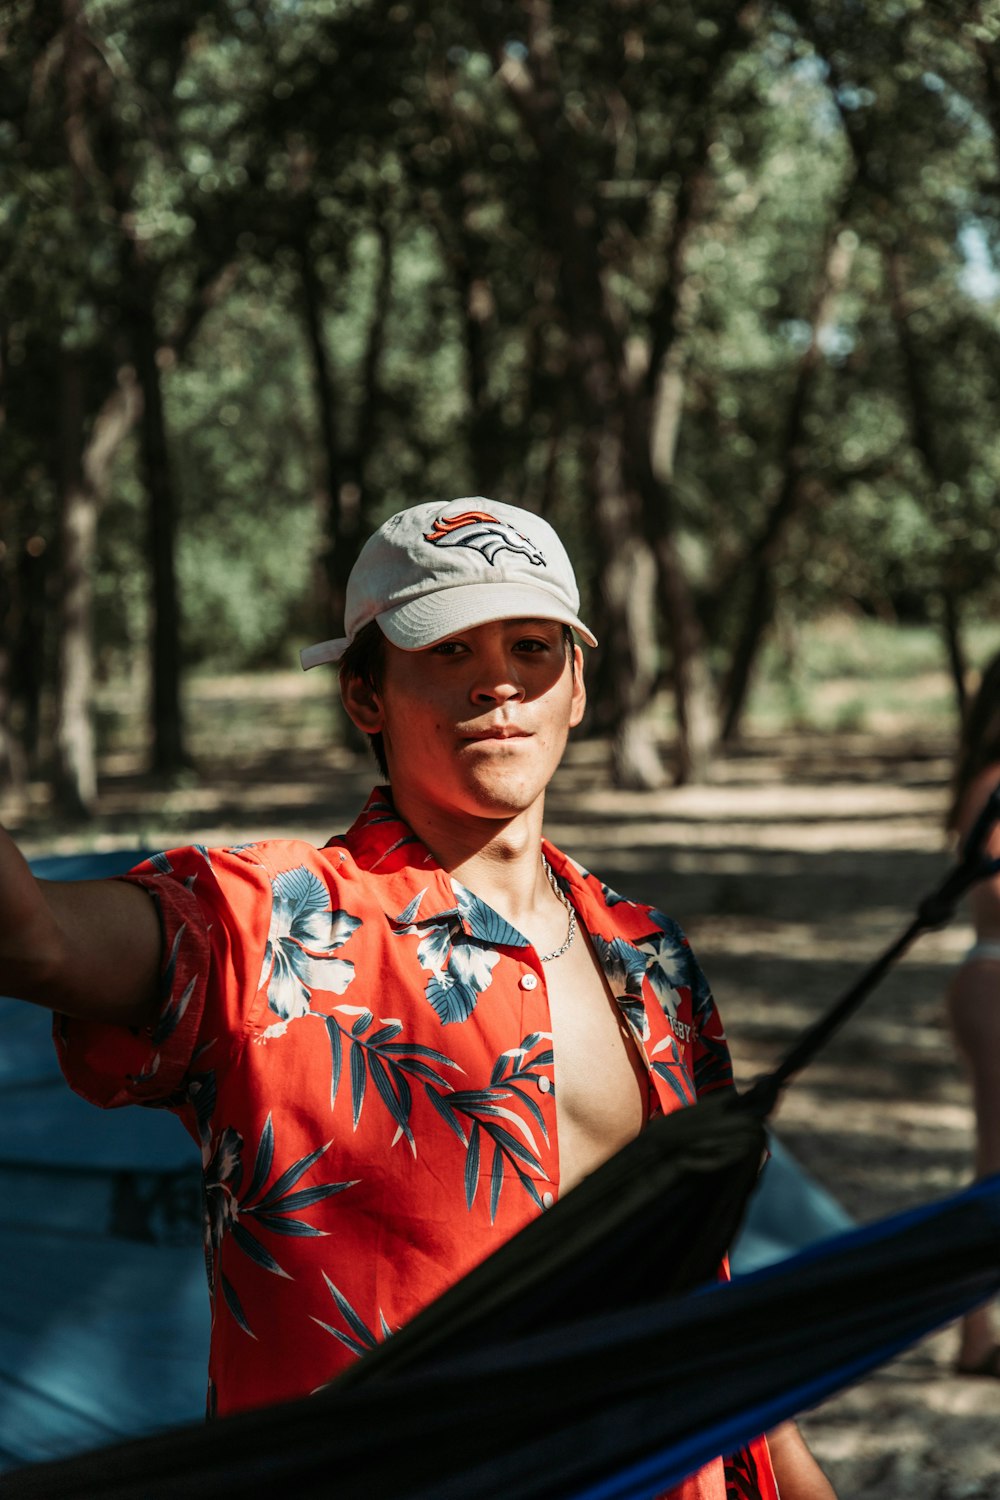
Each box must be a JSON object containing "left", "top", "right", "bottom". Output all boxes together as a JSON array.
[{"left": 0, "top": 850, "right": 848, "bottom": 1474}]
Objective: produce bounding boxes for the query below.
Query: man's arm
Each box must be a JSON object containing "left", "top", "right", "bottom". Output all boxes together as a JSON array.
[
  {"left": 0, "top": 825, "right": 162, "bottom": 1027},
  {"left": 767, "top": 1420, "right": 837, "bottom": 1499}
]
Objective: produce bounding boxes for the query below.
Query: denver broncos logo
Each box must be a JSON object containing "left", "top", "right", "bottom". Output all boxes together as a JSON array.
[{"left": 424, "top": 510, "right": 546, "bottom": 568}]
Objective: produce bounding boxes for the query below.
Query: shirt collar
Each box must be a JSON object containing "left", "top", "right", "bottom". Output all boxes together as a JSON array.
[
  {"left": 328, "top": 788, "right": 531, "bottom": 942},
  {"left": 329, "top": 787, "right": 653, "bottom": 956}
]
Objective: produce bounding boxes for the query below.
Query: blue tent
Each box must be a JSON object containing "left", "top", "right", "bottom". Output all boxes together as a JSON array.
[{"left": 0, "top": 852, "right": 207, "bottom": 1470}]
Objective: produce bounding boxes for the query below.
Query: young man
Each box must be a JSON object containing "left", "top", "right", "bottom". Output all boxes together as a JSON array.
[{"left": 0, "top": 499, "right": 834, "bottom": 1498}]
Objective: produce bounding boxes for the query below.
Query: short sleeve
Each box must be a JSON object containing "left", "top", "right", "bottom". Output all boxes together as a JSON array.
[
  {"left": 55, "top": 844, "right": 275, "bottom": 1112},
  {"left": 648, "top": 910, "right": 733, "bottom": 1099},
  {"left": 684, "top": 937, "right": 733, "bottom": 1099}
]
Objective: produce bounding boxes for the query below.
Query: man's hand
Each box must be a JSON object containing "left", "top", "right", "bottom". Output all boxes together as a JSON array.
[
  {"left": 767, "top": 1421, "right": 838, "bottom": 1499},
  {"left": 0, "top": 826, "right": 162, "bottom": 1027}
]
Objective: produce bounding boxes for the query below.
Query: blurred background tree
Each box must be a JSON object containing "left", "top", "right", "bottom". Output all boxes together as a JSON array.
[{"left": 0, "top": 0, "right": 997, "bottom": 815}]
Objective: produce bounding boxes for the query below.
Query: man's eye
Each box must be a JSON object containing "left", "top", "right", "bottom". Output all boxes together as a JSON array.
[
  {"left": 515, "top": 638, "right": 551, "bottom": 653},
  {"left": 430, "top": 641, "right": 465, "bottom": 655}
]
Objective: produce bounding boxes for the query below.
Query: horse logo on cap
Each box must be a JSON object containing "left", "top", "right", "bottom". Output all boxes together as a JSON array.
[{"left": 424, "top": 510, "right": 546, "bottom": 568}]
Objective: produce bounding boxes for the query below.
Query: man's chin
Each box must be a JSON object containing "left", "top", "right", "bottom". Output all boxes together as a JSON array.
[{"left": 457, "top": 770, "right": 547, "bottom": 819}]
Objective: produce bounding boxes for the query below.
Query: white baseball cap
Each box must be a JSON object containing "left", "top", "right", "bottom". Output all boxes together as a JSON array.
[{"left": 301, "top": 498, "right": 597, "bottom": 669}]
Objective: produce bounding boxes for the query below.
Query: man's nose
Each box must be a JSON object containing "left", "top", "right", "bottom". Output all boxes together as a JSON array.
[{"left": 469, "top": 652, "right": 525, "bottom": 703}]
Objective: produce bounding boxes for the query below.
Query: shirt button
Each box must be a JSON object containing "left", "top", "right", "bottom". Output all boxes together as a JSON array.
[
  {"left": 542, "top": 1192, "right": 555, "bottom": 1209},
  {"left": 520, "top": 972, "right": 538, "bottom": 991},
  {"left": 537, "top": 1076, "right": 552, "bottom": 1094}
]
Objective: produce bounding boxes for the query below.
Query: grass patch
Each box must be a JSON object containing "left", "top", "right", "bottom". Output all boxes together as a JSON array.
[{"left": 743, "top": 615, "right": 1000, "bottom": 737}]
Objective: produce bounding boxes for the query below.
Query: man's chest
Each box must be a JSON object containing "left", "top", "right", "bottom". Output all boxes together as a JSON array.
[
  {"left": 542, "top": 932, "right": 654, "bottom": 1191},
  {"left": 211, "top": 916, "right": 697, "bottom": 1216}
]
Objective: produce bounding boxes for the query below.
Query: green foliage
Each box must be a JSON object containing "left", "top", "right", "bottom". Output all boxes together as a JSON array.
[
  {"left": 2, "top": 0, "right": 1000, "bottom": 747},
  {"left": 747, "top": 615, "right": 1000, "bottom": 737},
  {"left": 167, "top": 285, "right": 318, "bottom": 666}
]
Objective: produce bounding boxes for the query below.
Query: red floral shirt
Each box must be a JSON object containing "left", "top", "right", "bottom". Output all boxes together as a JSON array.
[{"left": 56, "top": 789, "right": 775, "bottom": 1500}]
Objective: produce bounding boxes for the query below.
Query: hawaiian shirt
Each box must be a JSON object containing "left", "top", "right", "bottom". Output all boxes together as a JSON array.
[{"left": 55, "top": 788, "right": 776, "bottom": 1500}]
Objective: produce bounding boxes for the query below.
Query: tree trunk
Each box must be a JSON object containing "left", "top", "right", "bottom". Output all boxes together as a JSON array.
[
  {"left": 0, "top": 568, "right": 24, "bottom": 799},
  {"left": 0, "top": 543, "right": 27, "bottom": 801},
  {"left": 51, "top": 0, "right": 98, "bottom": 816},
  {"left": 60, "top": 0, "right": 189, "bottom": 778},
  {"left": 639, "top": 273, "right": 716, "bottom": 784},
  {"left": 0, "top": 328, "right": 24, "bottom": 799},
  {"left": 127, "top": 264, "right": 187, "bottom": 774},
  {"left": 12, "top": 524, "right": 47, "bottom": 768},
  {"left": 352, "top": 213, "right": 393, "bottom": 494},
  {"left": 974, "top": 30, "right": 1000, "bottom": 166},
  {"left": 299, "top": 232, "right": 350, "bottom": 644},
  {"left": 883, "top": 247, "right": 971, "bottom": 721},
  {"left": 52, "top": 359, "right": 142, "bottom": 815},
  {"left": 649, "top": 523, "right": 717, "bottom": 784},
  {"left": 53, "top": 353, "right": 98, "bottom": 817},
  {"left": 300, "top": 212, "right": 391, "bottom": 732},
  {"left": 631, "top": 0, "right": 759, "bottom": 782},
  {"left": 941, "top": 589, "right": 968, "bottom": 720},
  {"left": 485, "top": 5, "right": 665, "bottom": 787},
  {"left": 719, "top": 225, "right": 856, "bottom": 744},
  {"left": 602, "top": 531, "right": 664, "bottom": 789}
]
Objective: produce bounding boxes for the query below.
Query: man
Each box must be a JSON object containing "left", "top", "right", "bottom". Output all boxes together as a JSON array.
[{"left": 0, "top": 499, "right": 834, "bottom": 1498}]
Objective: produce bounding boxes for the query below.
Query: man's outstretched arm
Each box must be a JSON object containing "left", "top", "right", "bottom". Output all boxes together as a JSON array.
[{"left": 0, "top": 826, "right": 162, "bottom": 1027}]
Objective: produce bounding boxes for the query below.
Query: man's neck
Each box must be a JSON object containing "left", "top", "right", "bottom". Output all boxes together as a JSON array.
[{"left": 390, "top": 786, "right": 550, "bottom": 925}]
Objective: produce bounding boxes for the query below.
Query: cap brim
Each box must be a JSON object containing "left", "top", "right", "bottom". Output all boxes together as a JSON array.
[
  {"left": 300, "top": 585, "right": 599, "bottom": 670},
  {"left": 301, "top": 637, "right": 350, "bottom": 670},
  {"left": 378, "top": 582, "right": 598, "bottom": 650}
]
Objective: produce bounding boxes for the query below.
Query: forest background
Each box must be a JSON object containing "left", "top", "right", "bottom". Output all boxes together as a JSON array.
[
  {"left": 2, "top": 0, "right": 1000, "bottom": 819},
  {"left": 3, "top": 4, "right": 1000, "bottom": 1493}
]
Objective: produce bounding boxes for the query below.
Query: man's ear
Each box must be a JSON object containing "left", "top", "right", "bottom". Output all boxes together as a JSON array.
[
  {"left": 340, "top": 674, "right": 384, "bottom": 734},
  {"left": 569, "top": 644, "right": 587, "bottom": 729}
]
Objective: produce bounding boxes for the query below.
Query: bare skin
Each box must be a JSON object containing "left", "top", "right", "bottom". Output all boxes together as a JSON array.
[
  {"left": 947, "top": 762, "right": 1000, "bottom": 1372},
  {"left": 543, "top": 930, "right": 649, "bottom": 1192},
  {"left": 0, "top": 827, "right": 161, "bottom": 1027}
]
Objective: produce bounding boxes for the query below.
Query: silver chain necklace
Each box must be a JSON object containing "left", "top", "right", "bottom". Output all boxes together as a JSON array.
[{"left": 539, "top": 856, "right": 577, "bottom": 963}]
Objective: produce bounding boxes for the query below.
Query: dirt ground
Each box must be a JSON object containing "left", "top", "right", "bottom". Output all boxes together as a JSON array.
[{"left": 6, "top": 697, "right": 1000, "bottom": 1498}]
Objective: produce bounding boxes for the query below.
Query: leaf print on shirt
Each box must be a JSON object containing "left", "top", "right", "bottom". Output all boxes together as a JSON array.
[
  {"left": 257, "top": 866, "right": 361, "bottom": 1038},
  {"left": 124, "top": 892, "right": 199, "bottom": 1090},
  {"left": 390, "top": 883, "right": 525, "bottom": 1026},
  {"left": 649, "top": 1033, "right": 696, "bottom": 1107},
  {"left": 312, "top": 1274, "right": 394, "bottom": 1360},
  {"left": 322, "top": 1005, "right": 465, "bottom": 1153},
  {"left": 695, "top": 1024, "right": 733, "bottom": 1094},
  {"left": 424, "top": 1033, "right": 553, "bottom": 1222},
  {"left": 633, "top": 921, "right": 691, "bottom": 1023},
  {"left": 151, "top": 921, "right": 197, "bottom": 1049},
  {"left": 203, "top": 1112, "right": 358, "bottom": 1339},
  {"left": 641, "top": 910, "right": 732, "bottom": 1095},
  {"left": 660, "top": 913, "right": 715, "bottom": 1021},
  {"left": 592, "top": 936, "right": 650, "bottom": 1040}
]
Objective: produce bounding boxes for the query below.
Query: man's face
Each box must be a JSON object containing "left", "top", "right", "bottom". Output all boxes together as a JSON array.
[{"left": 351, "top": 618, "right": 585, "bottom": 825}]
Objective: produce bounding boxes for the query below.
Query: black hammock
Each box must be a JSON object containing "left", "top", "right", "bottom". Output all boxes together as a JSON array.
[{"left": 4, "top": 784, "right": 1000, "bottom": 1500}]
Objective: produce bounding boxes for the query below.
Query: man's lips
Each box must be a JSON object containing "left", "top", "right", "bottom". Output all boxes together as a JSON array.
[{"left": 460, "top": 726, "right": 532, "bottom": 741}]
